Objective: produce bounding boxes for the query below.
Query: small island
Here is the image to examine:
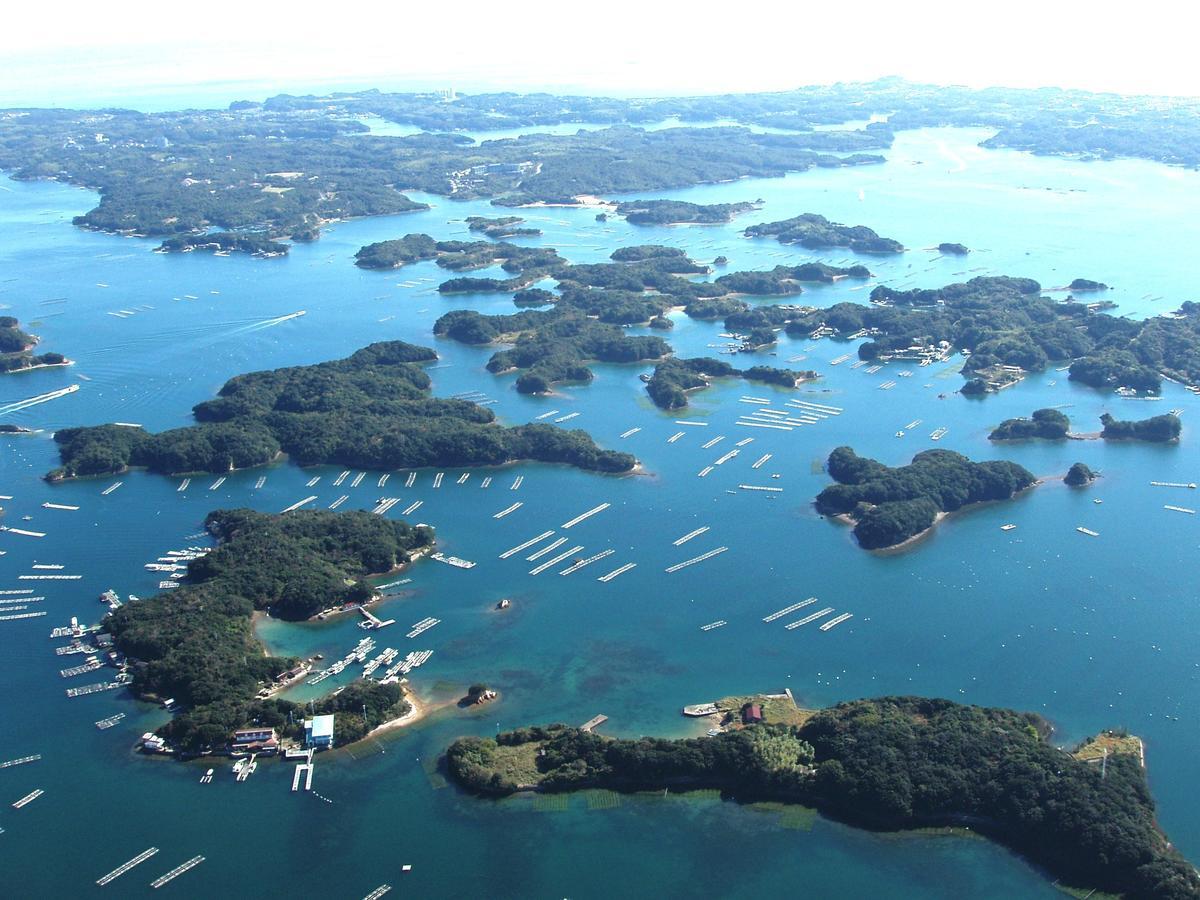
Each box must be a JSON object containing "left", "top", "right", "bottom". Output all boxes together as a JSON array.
[
  {"left": 745, "top": 212, "right": 904, "bottom": 253},
  {"left": 1100, "top": 412, "right": 1182, "bottom": 442},
  {"left": 1065, "top": 462, "right": 1098, "bottom": 486},
  {"left": 0, "top": 316, "right": 70, "bottom": 374},
  {"left": 109, "top": 508, "right": 433, "bottom": 754},
  {"left": 48, "top": 339, "right": 636, "bottom": 480},
  {"left": 1069, "top": 277, "right": 1109, "bottom": 291},
  {"left": 613, "top": 199, "right": 760, "bottom": 225},
  {"left": 445, "top": 696, "right": 1199, "bottom": 899},
  {"left": 156, "top": 232, "right": 289, "bottom": 257},
  {"left": 938, "top": 242, "right": 969, "bottom": 255},
  {"left": 988, "top": 408, "right": 1070, "bottom": 440},
  {"left": 465, "top": 215, "right": 542, "bottom": 238},
  {"left": 644, "top": 357, "right": 816, "bottom": 410},
  {"left": 815, "top": 447, "right": 1036, "bottom": 550}
]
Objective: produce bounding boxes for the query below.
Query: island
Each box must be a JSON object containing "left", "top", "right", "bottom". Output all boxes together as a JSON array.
[
  {"left": 1100, "top": 412, "right": 1182, "bottom": 442},
  {"left": 613, "top": 199, "right": 760, "bottom": 225},
  {"left": 988, "top": 408, "right": 1070, "bottom": 440},
  {"left": 1065, "top": 462, "right": 1098, "bottom": 486},
  {"left": 465, "top": 216, "right": 542, "bottom": 238},
  {"left": 47, "top": 339, "right": 636, "bottom": 480},
  {"left": 745, "top": 213, "right": 904, "bottom": 253},
  {"left": 446, "top": 696, "right": 1198, "bottom": 899},
  {"left": 1069, "top": 277, "right": 1109, "bottom": 291},
  {"left": 938, "top": 242, "right": 969, "bottom": 255},
  {"left": 644, "top": 357, "right": 816, "bottom": 410},
  {"left": 0, "top": 316, "right": 70, "bottom": 374},
  {"left": 783, "top": 276, "right": 1200, "bottom": 394},
  {"left": 156, "top": 233, "right": 289, "bottom": 257},
  {"left": 815, "top": 447, "right": 1036, "bottom": 550},
  {"left": 355, "top": 234, "right": 563, "bottom": 284},
  {"left": 108, "top": 508, "right": 432, "bottom": 754}
]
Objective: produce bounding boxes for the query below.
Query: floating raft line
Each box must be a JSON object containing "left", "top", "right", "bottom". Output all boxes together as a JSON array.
[
  {"left": 560, "top": 549, "right": 613, "bottom": 575},
  {"left": 510, "top": 475, "right": 524, "bottom": 491},
  {"left": 333, "top": 471, "right": 350, "bottom": 486},
  {"left": 328, "top": 494, "right": 349, "bottom": 510},
  {"left": 534, "top": 409, "right": 560, "bottom": 420},
  {"left": 95, "top": 713, "right": 125, "bottom": 730},
  {"left": 673, "top": 526, "right": 710, "bottom": 546},
  {"left": 351, "top": 472, "right": 365, "bottom": 487},
  {"left": 713, "top": 450, "right": 739, "bottom": 466},
  {"left": 150, "top": 855, "right": 205, "bottom": 889},
  {"left": 700, "top": 620, "right": 726, "bottom": 631},
  {"left": 432, "top": 472, "right": 444, "bottom": 488},
  {"left": 619, "top": 427, "right": 641, "bottom": 438},
  {"left": 306, "top": 476, "right": 321, "bottom": 487},
  {"left": 457, "top": 473, "right": 470, "bottom": 485},
  {"left": 764, "top": 598, "right": 817, "bottom": 622},
  {"left": 254, "top": 476, "right": 266, "bottom": 489},
  {"left": 281, "top": 495, "right": 317, "bottom": 513},
  {"left": 597, "top": 562, "right": 636, "bottom": 582},
  {"left": 1164, "top": 505, "right": 1196, "bottom": 514},
  {"left": 41, "top": 502, "right": 79, "bottom": 511},
  {"left": 401, "top": 500, "right": 422, "bottom": 516},
  {"left": 784, "top": 607, "right": 835, "bottom": 629},
  {"left": 554, "top": 412, "right": 580, "bottom": 423},
  {"left": 736, "top": 421, "right": 792, "bottom": 431},
  {"left": 0, "top": 610, "right": 46, "bottom": 621},
  {"left": 1077, "top": 527, "right": 1100, "bottom": 537},
  {"left": 208, "top": 477, "right": 226, "bottom": 491},
  {"left": 667, "top": 431, "right": 686, "bottom": 444},
  {"left": 1151, "top": 481, "right": 1197, "bottom": 489},
  {"left": 378, "top": 473, "right": 390, "bottom": 488},
  {"left": 500, "top": 531, "right": 554, "bottom": 559},
  {"left": 697, "top": 466, "right": 714, "bottom": 477},
  {"left": 734, "top": 438, "right": 755, "bottom": 447},
  {"left": 97, "top": 847, "right": 159, "bottom": 886},
  {"left": 66, "top": 681, "right": 122, "bottom": 697},
  {"left": 31, "top": 564, "right": 63, "bottom": 569},
  {"left": 19, "top": 574, "right": 81, "bottom": 580},
  {"left": 0, "top": 754, "right": 40, "bottom": 769},
  {"left": 493, "top": 502, "right": 523, "bottom": 519},
  {"left": 404, "top": 472, "right": 416, "bottom": 487},
  {"left": 177, "top": 478, "right": 190, "bottom": 492},
  {"left": 665, "top": 546, "right": 728, "bottom": 573},
  {"left": 529, "top": 545, "right": 583, "bottom": 576},
  {"left": 751, "top": 454, "right": 773, "bottom": 469},
  {"left": 820, "top": 613, "right": 853, "bottom": 631},
  {"left": 101, "top": 482, "right": 122, "bottom": 496},
  {"left": 701, "top": 435, "right": 725, "bottom": 449},
  {"left": 738, "top": 484, "right": 783, "bottom": 493},
  {"left": 363, "top": 886, "right": 393, "bottom": 900},
  {"left": 562, "top": 502, "right": 610, "bottom": 529},
  {"left": 12, "top": 788, "right": 43, "bottom": 808},
  {"left": 480, "top": 476, "right": 492, "bottom": 488},
  {"left": 675, "top": 420, "right": 708, "bottom": 427},
  {"left": 0, "top": 589, "right": 34, "bottom": 596}
]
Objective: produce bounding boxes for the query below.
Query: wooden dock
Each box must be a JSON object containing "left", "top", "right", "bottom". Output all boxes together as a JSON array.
[{"left": 580, "top": 715, "right": 608, "bottom": 733}]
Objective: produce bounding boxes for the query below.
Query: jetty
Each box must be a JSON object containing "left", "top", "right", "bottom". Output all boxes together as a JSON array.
[
  {"left": 562, "top": 502, "right": 610, "bottom": 529},
  {"left": 580, "top": 715, "right": 608, "bottom": 733},
  {"left": 66, "top": 681, "right": 122, "bottom": 698},
  {"left": 149, "top": 855, "right": 205, "bottom": 889},
  {"left": 281, "top": 496, "right": 317, "bottom": 513},
  {"left": 500, "top": 531, "right": 554, "bottom": 559},
  {"left": 665, "top": 546, "right": 728, "bottom": 573},
  {"left": 597, "top": 562, "right": 636, "bottom": 582}
]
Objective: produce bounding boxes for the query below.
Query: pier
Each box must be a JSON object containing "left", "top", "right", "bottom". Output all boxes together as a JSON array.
[
  {"left": 562, "top": 502, "right": 610, "bottom": 529},
  {"left": 149, "top": 855, "right": 205, "bottom": 889},
  {"left": 665, "top": 546, "right": 728, "bottom": 573},
  {"left": 97, "top": 848, "right": 159, "bottom": 886},
  {"left": 580, "top": 715, "right": 608, "bottom": 733}
]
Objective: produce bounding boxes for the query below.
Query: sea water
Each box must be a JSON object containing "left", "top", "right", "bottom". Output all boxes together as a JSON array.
[{"left": 0, "top": 126, "right": 1197, "bottom": 897}]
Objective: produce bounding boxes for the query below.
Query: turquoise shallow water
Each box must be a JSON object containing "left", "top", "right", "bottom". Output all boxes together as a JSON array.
[{"left": 0, "top": 127, "right": 1197, "bottom": 897}]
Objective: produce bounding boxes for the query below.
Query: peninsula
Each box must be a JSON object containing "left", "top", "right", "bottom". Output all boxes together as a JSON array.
[
  {"left": 47, "top": 340, "right": 635, "bottom": 479},
  {"left": 0, "top": 316, "right": 69, "bottom": 374},
  {"left": 445, "top": 696, "right": 1199, "bottom": 899},
  {"left": 645, "top": 357, "right": 816, "bottom": 410},
  {"left": 815, "top": 447, "right": 1036, "bottom": 550}
]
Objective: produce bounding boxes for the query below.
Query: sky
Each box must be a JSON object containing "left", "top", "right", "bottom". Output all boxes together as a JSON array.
[{"left": 3, "top": 0, "right": 1199, "bottom": 109}]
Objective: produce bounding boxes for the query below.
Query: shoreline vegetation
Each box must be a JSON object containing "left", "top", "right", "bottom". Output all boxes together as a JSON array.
[
  {"left": 444, "top": 696, "right": 1200, "bottom": 899},
  {"left": 0, "top": 315, "right": 70, "bottom": 374},
  {"left": 991, "top": 408, "right": 1181, "bottom": 443},
  {"left": 45, "top": 339, "right": 637, "bottom": 481},
  {"left": 107, "top": 508, "right": 434, "bottom": 753},
  {"left": 815, "top": 447, "right": 1037, "bottom": 550}
]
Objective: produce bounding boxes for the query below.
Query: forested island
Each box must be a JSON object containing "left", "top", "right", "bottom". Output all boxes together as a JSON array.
[
  {"left": 1100, "top": 412, "right": 1182, "bottom": 442},
  {"left": 745, "top": 213, "right": 904, "bottom": 253},
  {"left": 0, "top": 316, "right": 69, "bottom": 373},
  {"left": 613, "top": 199, "right": 760, "bottom": 225},
  {"left": 108, "top": 508, "right": 431, "bottom": 752},
  {"left": 355, "top": 233, "right": 562, "bottom": 282},
  {"left": 988, "top": 408, "right": 1070, "bottom": 440},
  {"left": 938, "top": 242, "right": 969, "bottom": 255},
  {"left": 445, "top": 696, "right": 1199, "bottom": 899},
  {"left": 815, "top": 447, "right": 1036, "bottom": 550},
  {"left": 1065, "top": 462, "right": 1098, "bottom": 486},
  {"left": 47, "top": 340, "right": 635, "bottom": 479},
  {"left": 644, "top": 357, "right": 815, "bottom": 410},
  {"left": 465, "top": 215, "right": 541, "bottom": 238},
  {"left": 784, "top": 276, "right": 1200, "bottom": 393},
  {"left": 156, "top": 232, "right": 289, "bottom": 256}
]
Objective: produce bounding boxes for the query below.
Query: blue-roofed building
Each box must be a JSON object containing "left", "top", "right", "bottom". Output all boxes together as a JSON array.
[{"left": 304, "top": 714, "right": 335, "bottom": 749}]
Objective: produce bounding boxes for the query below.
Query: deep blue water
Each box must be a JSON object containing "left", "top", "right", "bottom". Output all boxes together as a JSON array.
[{"left": 0, "top": 127, "right": 1197, "bottom": 897}]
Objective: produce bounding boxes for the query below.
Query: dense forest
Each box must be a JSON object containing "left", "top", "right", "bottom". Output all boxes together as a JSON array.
[
  {"left": 156, "top": 232, "right": 289, "bottom": 256},
  {"left": 988, "top": 408, "right": 1070, "bottom": 440},
  {"left": 106, "top": 509, "right": 429, "bottom": 750},
  {"left": 745, "top": 212, "right": 904, "bottom": 253},
  {"left": 1065, "top": 462, "right": 1098, "bottom": 486},
  {"left": 613, "top": 199, "right": 760, "bottom": 225},
  {"left": 47, "top": 340, "right": 636, "bottom": 479},
  {"left": 815, "top": 447, "right": 1036, "bottom": 549},
  {"left": 0, "top": 316, "right": 68, "bottom": 373},
  {"left": 644, "top": 357, "right": 815, "bottom": 410},
  {"left": 783, "top": 276, "right": 1200, "bottom": 392},
  {"left": 465, "top": 215, "right": 541, "bottom": 238},
  {"left": 446, "top": 696, "right": 1199, "bottom": 899},
  {"left": 1100, "top": 412, "right": 1182, "bottom": 442}
]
